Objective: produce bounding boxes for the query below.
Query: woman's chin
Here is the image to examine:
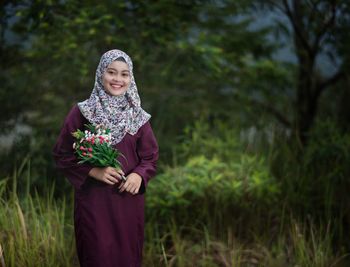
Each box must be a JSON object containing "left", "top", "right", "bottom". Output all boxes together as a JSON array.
[{"left": 106, "top": 88, "right": 127, "bottom": 96}]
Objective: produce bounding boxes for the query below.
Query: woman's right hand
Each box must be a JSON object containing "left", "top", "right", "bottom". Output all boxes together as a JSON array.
[{"left": 88, "top": 167, "right": 125, "bottom": 185}]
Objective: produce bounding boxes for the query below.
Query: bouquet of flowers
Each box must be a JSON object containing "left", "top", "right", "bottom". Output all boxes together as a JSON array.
[{"left": 71, "top": 124, "right": 127, "bottom": 181}]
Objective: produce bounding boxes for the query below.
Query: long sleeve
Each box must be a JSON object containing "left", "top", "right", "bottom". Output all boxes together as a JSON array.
[
  {"left": 52, "top": 105, "right": 94, "bottom": 190},
  {"left": 132, "top": 121, "right": 159, "bottom": 194}
]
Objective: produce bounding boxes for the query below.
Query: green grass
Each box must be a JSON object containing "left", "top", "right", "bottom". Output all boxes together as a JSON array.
[
  {"left": 1, "top": 196, "right": 76, "bottom": 267},
  {"left": 143, "top": 220, "right": 349, "bottom": 267},
  {"left": 0, "top": 167, "right": 77, "bottom": 267},
  {"left": 0, "top": 151, "right": 349, "bottom": 266},
  {"left": 0, "top": 181, "right": 347, "bottom": 266}
]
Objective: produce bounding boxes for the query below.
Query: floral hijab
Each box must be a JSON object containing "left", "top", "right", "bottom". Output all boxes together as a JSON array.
[{"left": 77, "top": 49, "right": 151, "bottom": 145}]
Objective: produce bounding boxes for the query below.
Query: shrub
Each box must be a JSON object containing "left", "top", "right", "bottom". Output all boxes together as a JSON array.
[{"left": 147, "top": 154, "right": 280, "bottom": 229}]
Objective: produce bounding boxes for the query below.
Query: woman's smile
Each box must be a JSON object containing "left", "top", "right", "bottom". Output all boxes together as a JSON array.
[
  {"left": 111, "top": 83, "right": 122, "bottom": 87},
  {"left": 110, "top": 82, "right": 124, "bottom": 89},
  {"left": 102, "top": 60, "right": 131, "bottom": 96}
]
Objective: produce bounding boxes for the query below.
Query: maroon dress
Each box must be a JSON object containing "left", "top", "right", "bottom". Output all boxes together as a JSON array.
[{"left": 52, "top": 105, "right": 159, "bottom": 267}]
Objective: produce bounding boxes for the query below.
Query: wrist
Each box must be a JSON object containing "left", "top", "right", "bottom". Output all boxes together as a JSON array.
[
  {"left": 131, "top": 171, "right": 141, "bottom": 177},
  {"left": 88, "top": 167, "right": 101, "bottom": 179},
  {"left": 130, "top": 172, "right": 142, "bottom": 181}
]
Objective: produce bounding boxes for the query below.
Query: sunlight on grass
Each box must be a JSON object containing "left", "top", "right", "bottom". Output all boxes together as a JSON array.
[{"left": 0, "top": 158, "right": 348, "bottom": 266}]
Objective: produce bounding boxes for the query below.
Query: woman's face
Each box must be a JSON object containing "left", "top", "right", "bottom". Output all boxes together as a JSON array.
[{"left": 102, "top": 60, "right": 131, "bottom": 96}]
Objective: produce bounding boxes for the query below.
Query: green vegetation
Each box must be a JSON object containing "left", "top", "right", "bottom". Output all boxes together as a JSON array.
[
  {"left": 0, "top": 165, "right": 76, "bottom": 267},
  {"left": 1, "top": 0, "right": 350, "bottom": 266},
  {"left": 1, "top": 121, "right": 349, "bottom": 266}
]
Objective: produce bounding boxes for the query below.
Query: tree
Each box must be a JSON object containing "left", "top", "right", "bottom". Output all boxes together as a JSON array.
[
  {"left": 190, "top": 0, "right": 349, "bottom": 146},
  {"left": 254, "top": 0, "right": 349, "bottom": 145}
]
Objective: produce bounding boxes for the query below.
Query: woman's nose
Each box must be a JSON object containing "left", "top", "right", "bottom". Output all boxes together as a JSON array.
[{"left": 112, "top": 74, "right": 121, "bottom": 81}]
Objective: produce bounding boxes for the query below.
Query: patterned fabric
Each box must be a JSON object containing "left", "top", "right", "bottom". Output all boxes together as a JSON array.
[{"left": 78, "top": 49, "right": 151, "bottom": 145}]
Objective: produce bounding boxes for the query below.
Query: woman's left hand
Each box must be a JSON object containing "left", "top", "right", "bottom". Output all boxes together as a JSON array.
[{"left": 118, "top": 173, "right": 142, "bottom": 195}]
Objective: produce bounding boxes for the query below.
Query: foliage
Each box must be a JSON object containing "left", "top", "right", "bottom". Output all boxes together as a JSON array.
[
  {"left": 144, "top": 220, "right": 348, "bottom": 267},
  {"left": 147, "top": 155, "right": 279, "bottom": 225},
  {"left": 71, "top": 124, "right": 123, "bottom": 170},
  {"left": 1, "top": 0, "right": 350, "bottom": 265},
  {"left": 0, "top": 175, "right": 76, "bottom": 267},
  {"left": 268, "top": 119, "right": 350, "bottom": 250},
  {"left": 1, "top": 156, "right": 348, "bottom": 267},
  {"left": 0, "top": 0, "right": 275, "bottom": 179},
  {"left": 144, "top": 119, "right": 281, "bottom": 245}
]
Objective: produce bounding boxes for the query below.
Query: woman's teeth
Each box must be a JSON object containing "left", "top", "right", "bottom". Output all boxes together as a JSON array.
[{"left": 111, "top": 84, "right": 122, "bottom": 89}]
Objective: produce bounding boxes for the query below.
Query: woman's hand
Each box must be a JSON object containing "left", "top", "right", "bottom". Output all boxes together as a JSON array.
[
  {"left": 88, "top": 167, "right": 125, "bottom": 185},
  {"left": 118, "top": 173, "right": 142, "bottom": 195}
]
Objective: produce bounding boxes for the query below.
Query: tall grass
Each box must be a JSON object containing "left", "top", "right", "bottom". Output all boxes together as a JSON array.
[
  {"left": 1, "top": 119, "right": 349, "bottom": 266},
  {"left": 142, "top": 220, "right": 348, "bottom": 267},
  {"left": 0, "top": 159, "right": 77, "bottom": 267},
  {"left": 1, "top": 160, "right": 347, "bottom": 266}
]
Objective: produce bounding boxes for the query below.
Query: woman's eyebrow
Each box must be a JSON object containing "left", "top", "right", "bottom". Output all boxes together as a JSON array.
[{"left": 106, "top": 67, "right": 130, "bottom": 72}]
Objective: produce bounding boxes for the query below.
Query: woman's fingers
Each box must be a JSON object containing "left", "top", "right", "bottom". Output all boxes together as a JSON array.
[
  {"left": 106, "top": 174, "right": 119, "bottom": 184},
  {"left": 116, "top": 170, "right": 126, "bottom": 181},
  {"left": 118, "top": 181, "right": 125, "bottom": 192},
  {"left": 119, "top": 180, "right": 132, "bottom": 193},
  {"left": 117, "top": 169, "right": 125, "bottom": 175},
  {"left": 103, "top": 177, "right": 115, "bottom": 185},
  {"left": 117, "top": 174, "right": 139, "bottom": 195},
  {"left": 93, "top": 167, "right": 125, "bottom": 185},
  {"left": 119, "top": 181, "right": 138, "bottom": 194},
  {"left": 131, "top": 187, "right": 138, "bottom": 195},
  {"left": 125, "top": 182, "right": 134, "bottom": 192},
  {"left": 109, "top": 168, "right": 124, "bottom": 180}
]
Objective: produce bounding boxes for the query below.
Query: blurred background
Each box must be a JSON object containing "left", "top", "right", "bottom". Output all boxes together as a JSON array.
[{"left": 1, "top": 0, "right": 350, "bottom": 266}]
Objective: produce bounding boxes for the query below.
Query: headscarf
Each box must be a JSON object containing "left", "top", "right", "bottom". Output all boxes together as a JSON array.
[{"left": 77, "top": 49, "right": 151, "bottom": 145}]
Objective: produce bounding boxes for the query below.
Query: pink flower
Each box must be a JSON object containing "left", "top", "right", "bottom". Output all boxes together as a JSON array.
[
  {"left": 88, "top": 153, "right": 93, "bottom": 158},
  {"left": 80, "top": 146, "right": 85, "bottom": 151},
  {"left": 88, "top": 148, "right": 93, "bottom": 152},
  {"left": 82, "top": 152, "right": 87, "bottom": 156}
]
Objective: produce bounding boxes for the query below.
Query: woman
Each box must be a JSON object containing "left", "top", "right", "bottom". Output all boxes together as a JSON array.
[{"left": 52, "top": 49, "right": 159, "bottom": 267}]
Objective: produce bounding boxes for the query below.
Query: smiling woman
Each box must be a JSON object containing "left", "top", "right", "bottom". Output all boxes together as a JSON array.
[
  {"left": 102, "top": 57, "right": 131, "bottom": 96},
  {"left": 52, "top": 49, "right": 159, "bottom": 267}
]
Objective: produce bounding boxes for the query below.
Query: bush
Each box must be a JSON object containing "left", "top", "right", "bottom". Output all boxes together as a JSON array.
[{"left": 147, "top": 153, "right": 280, "bottom": 233}]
